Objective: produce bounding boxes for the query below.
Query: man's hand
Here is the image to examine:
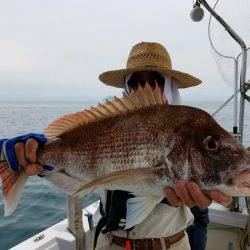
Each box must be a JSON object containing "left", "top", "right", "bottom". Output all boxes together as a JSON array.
[
  {"left": 14, "top": 138, "right": 44, "bottom": 176},
  {"left": 164, "top": 180, "right": 232, "bottom": 208}
]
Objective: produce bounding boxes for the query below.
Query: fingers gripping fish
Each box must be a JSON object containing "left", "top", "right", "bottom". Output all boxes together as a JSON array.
[{"left": 0, "top": 83, "right": 250, "bottom": 229}]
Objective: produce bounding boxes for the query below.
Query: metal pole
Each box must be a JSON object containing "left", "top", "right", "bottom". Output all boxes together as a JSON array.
[
  {"left": 233, "top": 59, "right": 238, "bottom": 133},
  {"left": 234, "top": 48, "right": 249, "bottom": 135},
  {"left": 237, "top": 51, "right": 250, "bottom": 140},
  {"left": 67, "top": 195, "right": 85, "bottom": 250},
  {"left": 212, "top": 89, "right": 240, "bottom": 117},
  {"left": 238, "top": 51, "right": 248, "bottom": 143}
]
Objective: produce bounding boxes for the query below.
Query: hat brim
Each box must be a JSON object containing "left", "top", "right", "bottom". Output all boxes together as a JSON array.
[{"left": 99, "top": 66, "right": 202, "bottom": 89}]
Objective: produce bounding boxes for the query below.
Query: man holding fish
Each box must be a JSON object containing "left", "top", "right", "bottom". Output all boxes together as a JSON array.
[{"left": 1, "top": 42, "right": 248, "bottom": 250}]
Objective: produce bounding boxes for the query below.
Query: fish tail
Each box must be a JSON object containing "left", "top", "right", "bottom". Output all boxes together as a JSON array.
[{"left": 0, "top": 161, "right": 28, "bottom": 216}]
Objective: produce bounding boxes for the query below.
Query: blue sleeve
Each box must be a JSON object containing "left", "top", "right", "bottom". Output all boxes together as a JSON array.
[{"left": 0, "top": 133, "right": 48, "bottom": 171}]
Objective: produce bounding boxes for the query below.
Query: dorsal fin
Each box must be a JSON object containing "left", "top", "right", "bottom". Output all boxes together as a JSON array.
[{"left": 44, "top": 82, "right": 168, "bottom": 140}]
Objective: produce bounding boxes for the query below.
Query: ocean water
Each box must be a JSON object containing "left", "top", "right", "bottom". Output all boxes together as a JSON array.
[{"left": 0, "top": 100, "right": 249, "bottom": 249}]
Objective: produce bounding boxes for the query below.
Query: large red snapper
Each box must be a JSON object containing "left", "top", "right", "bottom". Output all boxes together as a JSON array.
[{"left": 0, "top": 83, "right": 249, "bottom": 227}]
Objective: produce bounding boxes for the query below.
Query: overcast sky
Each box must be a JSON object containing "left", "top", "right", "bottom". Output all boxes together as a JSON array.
[{"left": 0, "top": 0, "right": 249, "bottom": 102}]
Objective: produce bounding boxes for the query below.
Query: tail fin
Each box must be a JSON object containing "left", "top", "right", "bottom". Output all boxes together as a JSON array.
[{"left": 0, "top": 161, "right": 28, "bottom": 216}]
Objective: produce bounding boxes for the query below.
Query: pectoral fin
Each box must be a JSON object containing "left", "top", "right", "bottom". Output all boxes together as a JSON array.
[{"left": 72, "top": 168, "right": 154, "bottom": 197}]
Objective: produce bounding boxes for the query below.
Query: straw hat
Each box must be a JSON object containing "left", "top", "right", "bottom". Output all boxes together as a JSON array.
[{"left": 99, "top": 42, "right": 202, "bottom": 88}]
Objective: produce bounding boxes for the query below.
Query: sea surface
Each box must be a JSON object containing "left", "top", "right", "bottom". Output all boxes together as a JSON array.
[{"left": 0, "top": 100, "right": 249, "bottom": 249}]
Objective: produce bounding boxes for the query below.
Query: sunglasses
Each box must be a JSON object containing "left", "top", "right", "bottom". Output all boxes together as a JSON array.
[{"left": 127, "top": 72, "right": 165, "bottom": 90}]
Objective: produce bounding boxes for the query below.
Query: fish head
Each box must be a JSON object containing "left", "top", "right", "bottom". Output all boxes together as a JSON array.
[
  {"left": 158, "top": 106, "right": 250, "bottom": 197},
  {"left": 187, "top": 108, "right": 250, "bottom": 196}
]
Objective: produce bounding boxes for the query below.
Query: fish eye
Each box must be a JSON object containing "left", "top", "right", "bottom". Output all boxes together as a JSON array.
[{"left": 203, "top": 136, "right": 220, "bottom": 153}]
